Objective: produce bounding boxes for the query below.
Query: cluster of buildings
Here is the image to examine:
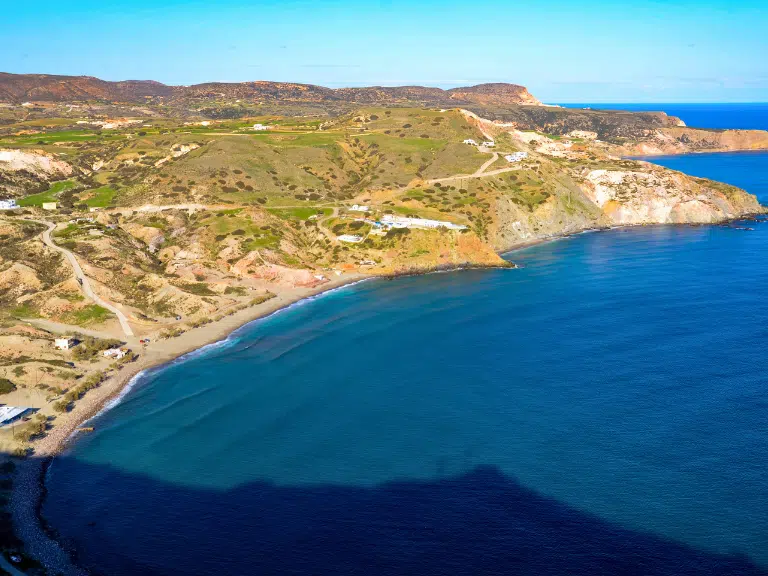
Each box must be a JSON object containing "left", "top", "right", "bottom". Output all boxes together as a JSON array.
[
  {"left": 462, "top": 139, "right": 495, "bottom": 148},
  {"left": 505, "top": 152, "right": 528, "bottom": 162},
  {"left": 252, "top": 124, "right": 270, "bottom": 131},
  {"left": 55, "top": 338, "right": 130, "bottom": 360},
  {"left": 336, "top": 206, "right": 468, "bottom": 243},
  {"left": 0, "top": 199, "right": 19, "bottom": 210},
  {"left": 379, "top": 214, "right": 467, "bottom": 231}
]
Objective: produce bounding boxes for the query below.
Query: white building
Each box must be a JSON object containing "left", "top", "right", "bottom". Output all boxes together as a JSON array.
[
  {"left": 463, "top": 139, "right": 478, "bottom": 145},
  {"left": 337, "top": 234, "right": 364, "bottom": 243},
  {"left": 0, "top": 407, "right": 31, "bottom": 427},
  {"left": 54, "top": 338, "right": 74, "bottom": 350},
  {"left": 505, "top": 152, "right": 528, "bottom": 162},
  {"left": 349, "top": 204, "right": 369, "bottom": 212},
  {"left": 381, "top": 214, "right": 467, "bottom": 231},
  {"left": 0, "top": 199, "right": 18, "bottom": 210},
  {"left": 42, "top": 202, "right": 57, "bottom": 211},
  {"left": 252, "top": 124, "right": 270, "bottom": 131},
  {"left": 103, "top": 348, "right": 129, "bottom": 360},
  {"left": 482, "top": 141, "right": 496, "bottom": 148}
]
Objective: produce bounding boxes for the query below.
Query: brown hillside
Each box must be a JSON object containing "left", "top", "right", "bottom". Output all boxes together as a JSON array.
[{"left": 0, "top": 72, "right": 542, "bottom": 107}]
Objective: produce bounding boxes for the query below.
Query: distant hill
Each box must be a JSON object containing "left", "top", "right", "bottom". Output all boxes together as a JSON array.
[{"left": 0, "top": 72, "right": 541, "bottom": 107}]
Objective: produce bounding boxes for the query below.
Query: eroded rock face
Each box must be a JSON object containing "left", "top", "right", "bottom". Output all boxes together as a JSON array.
[
  {"left": 231, "top": 253, "right": 325, "bottom": 288},
  {"left": 619, "top": 127, "right": 768, "bottom": 155},
  {"left": 0, "top": 149, "right": 72, "bottom": 174},
  {"left": 582, "top": 168, "right": 758, "bottom": 225},
  {"left": 0, "top": 149, "right": 74, "bottom": 197}
]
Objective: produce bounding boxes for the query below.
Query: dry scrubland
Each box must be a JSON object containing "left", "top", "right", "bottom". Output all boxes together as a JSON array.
[{"left": 0, "top": 86, "right": 766, "bottom": 565}]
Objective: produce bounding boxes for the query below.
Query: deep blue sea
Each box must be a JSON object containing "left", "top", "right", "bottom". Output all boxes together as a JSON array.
[
  {"left": 44, "top": 112, "right": 768, "bottom": 576},
  {"left": 559, "top": 103, "right": 768, "bottom": 131}
]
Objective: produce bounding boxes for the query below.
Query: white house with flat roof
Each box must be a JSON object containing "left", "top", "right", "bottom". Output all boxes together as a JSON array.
[
  {"left": 252, "top": 124, "right": 270, "bottom": 131},
  {"left": 55, "top": 338, "right": 74, "bottom": 350},
  {"left": 481, "top": 141, "right": 495, "bottom": 148},
  {"left": 0, "top": 199, "right": 18, "bottom": 210},
  {"left": 505, "top": 152, "right": 528, "bottom": 162},
  {"left": 381, "top": 214, "right": 467, "bottom": 231},
  {"left": 349, "top": 204, "right": 369, "bottom": 212},
  {"left": 0, "top": 407, "right": 32, "bottom": 427},
  {"left": 463, "top": 139, "right": 478, "bottom": 145}
]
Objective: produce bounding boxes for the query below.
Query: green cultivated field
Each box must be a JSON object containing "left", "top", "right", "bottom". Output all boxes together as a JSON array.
[
  {"left": 18, "top": 180, "right": 76, "bottom": 206},
  {"left": 81, "top": 186, "right": 116, "bottom": 208}
]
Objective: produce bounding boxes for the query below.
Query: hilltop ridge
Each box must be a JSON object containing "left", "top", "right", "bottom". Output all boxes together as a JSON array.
[{"left": 0, "top": 72, "right": 540, "bottom": 107}]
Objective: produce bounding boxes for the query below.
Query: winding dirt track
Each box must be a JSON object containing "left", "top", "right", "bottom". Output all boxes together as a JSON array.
[{"left": 35, "top": 220, "right": 134, "bottom": 337}]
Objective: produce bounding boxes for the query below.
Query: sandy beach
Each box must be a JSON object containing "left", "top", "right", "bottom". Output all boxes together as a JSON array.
[{"left": 9, "top": 272, "right": 367, "bottom": 576}]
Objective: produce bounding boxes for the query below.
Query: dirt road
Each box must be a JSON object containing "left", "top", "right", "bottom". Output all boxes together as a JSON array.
[{"left": 36, "top": 221, "right": 134, "bottom": 337}]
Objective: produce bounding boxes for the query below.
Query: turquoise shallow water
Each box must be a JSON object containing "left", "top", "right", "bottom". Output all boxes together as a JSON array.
[{"left": 44, "top": 150, "right": 768, "bottom": 573}]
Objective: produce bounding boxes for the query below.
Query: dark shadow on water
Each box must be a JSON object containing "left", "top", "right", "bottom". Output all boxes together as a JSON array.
[{"left": 38, "top": 458, "right": 767, "bottom": 576}]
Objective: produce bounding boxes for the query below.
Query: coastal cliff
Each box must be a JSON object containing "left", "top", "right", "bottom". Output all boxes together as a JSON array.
[{"left": 618, "top": 127, "right": 768, "bottom": 156}]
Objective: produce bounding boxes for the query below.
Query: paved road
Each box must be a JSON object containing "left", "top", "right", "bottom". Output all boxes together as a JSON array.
[{"left": 36, "top": 221, "right": 134, "bottom": 337}]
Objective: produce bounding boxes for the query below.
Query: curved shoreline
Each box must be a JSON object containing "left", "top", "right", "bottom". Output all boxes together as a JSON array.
[
  {"left": 10, "top": 214, "right": 767, "bottom": 574},
  {"left": 10, "top": 273, "right": 371, "bottom": 576}
]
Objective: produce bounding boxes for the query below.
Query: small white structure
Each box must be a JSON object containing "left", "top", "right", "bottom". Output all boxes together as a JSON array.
[
  {"left": 482, "top": 141, "right": 495, "bottom": 148},
  {"left": 349, "top": 204, "right": 369, "bottom": 212},
  {"left": 252, "top": 124, "right": 270, "bottom": 131},
  {"left": 463, "top": 139, "right": 478, "bottom": 145},
  {"left": 21, "top": 102, "right": 34, "bottom": 108},
  {"left": 0, "top": 407, "right": 31, "bottom": 427},
  {"left": 505, "top": 152, "right": 528, "bottom": 163},
  {"left": 0, "top": 199, "right": 19, "bottom": 210},
  {"left": 103, "top": 348, "right": 129, "bottom": 360},
  {"left": 42, "top": 202, "right": 57, "bottom": 211},
  {"left": 337, "top": 234, "right": 363, "bottom": 243},
  {"left": 54, "top": 338, "right": 74, "bottom": 351}
]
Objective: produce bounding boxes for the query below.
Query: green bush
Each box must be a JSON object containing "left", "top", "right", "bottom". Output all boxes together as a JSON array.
[{"left": 0, "top": 378, "right": 17, "bottom": 395}]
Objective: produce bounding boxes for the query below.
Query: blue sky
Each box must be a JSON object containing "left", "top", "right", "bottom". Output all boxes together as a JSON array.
[{"left": 2, "top": 0, "right": 767, "bottom": 102}]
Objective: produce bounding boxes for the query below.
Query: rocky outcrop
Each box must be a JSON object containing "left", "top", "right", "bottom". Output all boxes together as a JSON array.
[
  {"left": 0, "top": 149, "right": 74, "bottom": 198},
  {"left": 618, "top": 127, "right": 768, "bottom": 155},
  {"left": 582, "top": 166, "right": 762, "bottom": 225}
]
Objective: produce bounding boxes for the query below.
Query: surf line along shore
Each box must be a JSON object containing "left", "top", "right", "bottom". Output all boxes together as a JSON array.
[{"left": 10, "top": 272, "right": 370, "bottom": 576}]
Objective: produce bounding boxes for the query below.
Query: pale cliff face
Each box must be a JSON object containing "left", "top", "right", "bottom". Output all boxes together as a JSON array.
[
  {"left": 619, "top": 127, "right": 768, "bottom": 156},
  {"left": 582, "top": 168, "right": 760, "bottom": 225},
  {"left": 0, "top": 148, "right": 74, "bottom": 197}
]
